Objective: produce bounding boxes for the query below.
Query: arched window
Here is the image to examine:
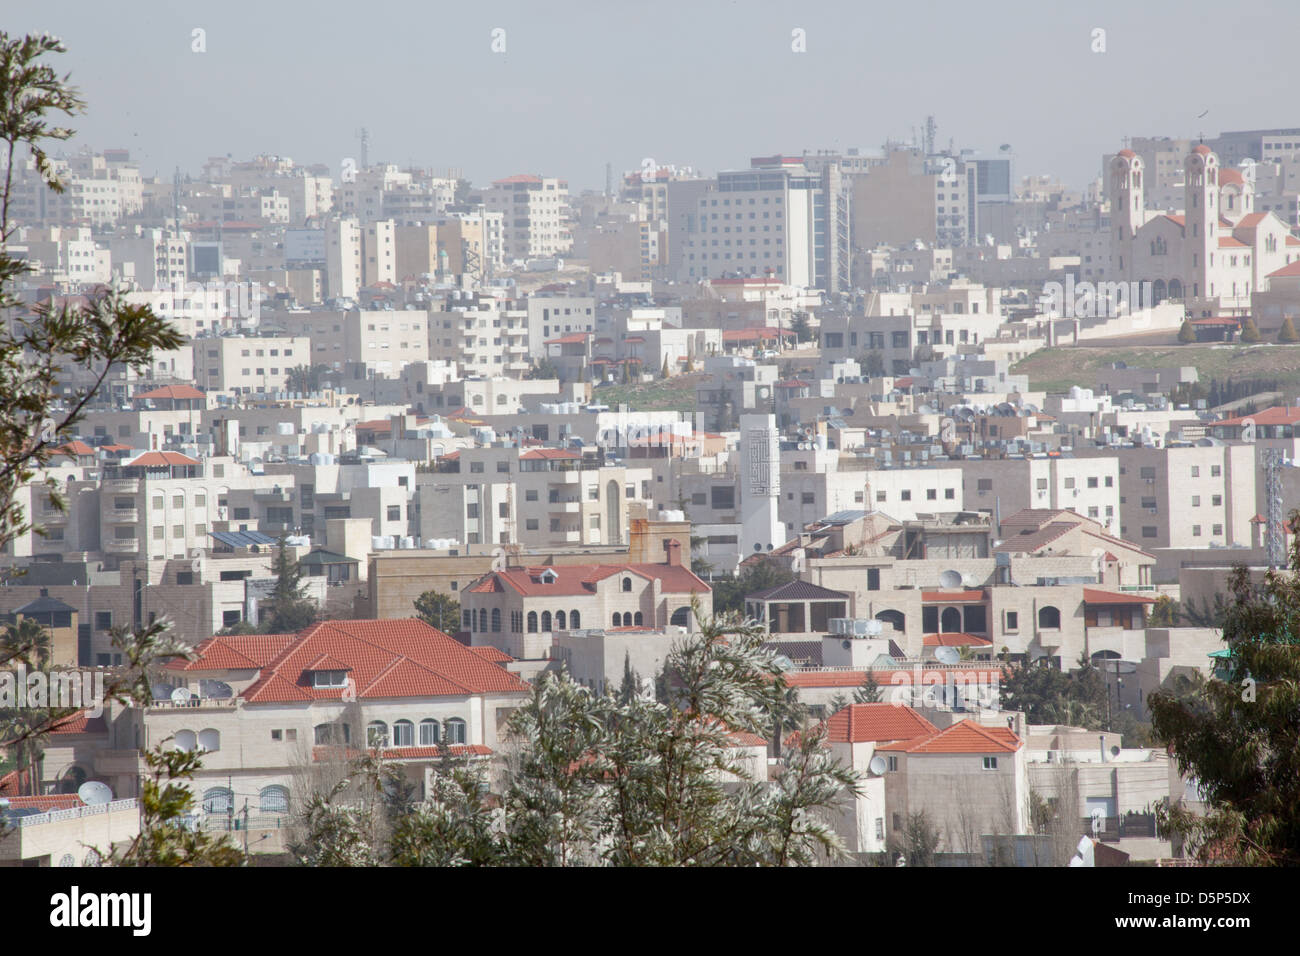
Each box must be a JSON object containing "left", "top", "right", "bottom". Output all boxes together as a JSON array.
[
  {"left": 612, "top": 612, "right": 622, "bottom": 627},
  {"left": 622, "top": 577, "right": 633, "bottom": 592},
  {"left": 314, "top": 723, "right": 334, "bottom": 745},
  {"left": 367, "top": 720, "right": 389, "bottom": 747},
  {"left": 1038, "top": 606, "right": 1061, "bottom": 629},
  {"left": 940, "top": 607, "right": 962, "bottom": 633},
  {"left": 259, "top": 785, "right": 290, "bottom": 815},
  {"left": 444, "top": 718, "right": 467, "bottom": 744},
  {"left": 556, "top": 610, "right": 566, "bottom": 630},
  {"left": 876, "top": 609, "right": 906, "bottom": 632},
  {"left": 527, "top": 611, "right": 538, "bottom": 633},
  {"left": 634, "top": 611, "right": 644, "bottom": 627},
  {"left": 197, "top": 728, "right": 221, "bottom": 752},
  {"left": 570, "top": 610, "right": 580, "bottom": 629},
  {"left": 202, "top": 786, "right": 233, "bottom": 814},
  {"left": 490, "top": 608, "right": 501, "bottom": 633},
  {"left": 419, "top": 719, "right": 440, "bottom": 746},
  {"left": 173, "top": 730, "right": 197, "bottom": 752},
  {"left": 670, "top": 606, "right": 691, "bottom": 628},
  {"left": 392, "top": 719, "right": 414, "bottom": 747},
  {"left": 541, "top": 610, "right": 552, "bottom": 632}
]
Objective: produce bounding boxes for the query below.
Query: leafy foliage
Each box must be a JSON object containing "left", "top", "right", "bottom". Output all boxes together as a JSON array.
[
  {"left": 710, "top": 556, "right": 795, "bottom": 616},
  {"left": 413, "top": 589, "right": 460, "bottom": 633},
  {"left": 1149, "top": 540, "right": 1300, "bottom": 866},
  {"left": 1178, "top": 319, "right": 1197, "bottom": 344},
  {"left": 291, "top": 605, "right": 860, "bottom": 867},
  {"left": 1000, "top": 655, "right": 1108, "bottom": 729}
]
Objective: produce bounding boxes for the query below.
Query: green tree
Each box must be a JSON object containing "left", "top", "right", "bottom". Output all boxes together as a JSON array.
[
  {"left": 790, "top": 311, "right": 812, "bottom": 344},
  {"left": 526, "top": 357, "right": 561, "bottom": 381},
  {"left": 286, "top": 363, "right": 331, "bottom": 394},
  {"left": 852, "top": 669, "right": 884, "bottom": 704},
  {"left": 1149, "top": 543, "right": 1300, "bottom": 866},
  {"left": 710, "top": 556, "right": 795, "bottom": 616},
  {"left": 912, "top": 344, "right": 936, "bottom": 365},
  {"left": 292, "top": 604, "right": 861, "bottom": 867},
  {"left": 0, "top": 32, "right": 183, "bottom": 556},
  {"left": 1279, "top": 316, "right": 1299, "bottom": 343},
  {"left": 1240, "top": 319, "right": 1261, "bottom": 343},
  {"left": 1000, "top": 656, "right": 1108, "bottom": 730},
  {"left": 889, "top": 810, "right": 942, "bottom": 866},
  {"left": 413, "top": 589, "right": 461, "bottom": 633},
  {"left": 261, "top": 533, "right": 318, "bottom": 633},
  {"left": 1177, "top": 319, "right": 1197, "bottom": 344},
  {"left": 860, "top": 351, "right": 886, "bottom": 377},
  {"left": 1147, "top": 594, "right": 1181, "bottom": 627}
]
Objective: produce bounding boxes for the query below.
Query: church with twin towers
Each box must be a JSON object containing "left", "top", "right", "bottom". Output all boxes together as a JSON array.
[{"left": 1109, "top": 143, "right": 1300, "bottom": 318}]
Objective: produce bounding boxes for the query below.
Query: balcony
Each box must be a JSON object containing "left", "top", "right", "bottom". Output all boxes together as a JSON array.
[
  {"left": 147, "top": 696, "right": 239, "bottom": 711},
  {"left": 105, "top": 478, "right": 140, "bottom": 494},
  {"left": 110, "top": 507, "right": 140, "bottom": 523},
  {"left": 104, "top": 537, "right": 140, "bottom": 553}
]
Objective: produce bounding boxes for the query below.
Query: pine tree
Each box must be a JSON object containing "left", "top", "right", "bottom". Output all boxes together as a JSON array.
[
  {"left": 263, "top": 533, "right": 318, "bottom": 633},
  {"left": 1178, "top": 320, "right": 1197, "bottom": 344},
  {"left": 1240, "top": 319, "right": 1261, "bottom": 343},
  {"left": 1279, "top": 316, "right": 1299, "bottom": 343},
  {"left": 852, "top": 669, "right": 884, "bottom": 704}
]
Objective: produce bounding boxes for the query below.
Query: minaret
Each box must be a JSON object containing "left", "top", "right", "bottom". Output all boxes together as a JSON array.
[
  {"left": 1110, "top": 150, "right": 1143, "bottom": 281},
  {"left": 1184, "top": 144, "right": 1218, "bottom": 307}
]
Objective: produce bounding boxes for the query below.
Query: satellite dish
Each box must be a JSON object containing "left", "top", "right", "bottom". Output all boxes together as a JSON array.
[
  {"left": 1110, "top": 745, "right": 1121, "bottom": 758},
  {"left": 938, "top": 569, "right": 962, "bottom": 589},
  {"left": 77, "top": 781, "right": 113, "bottom": 806},
  {"left": 170, "top": 687, "right": 193, "bottom": 704},
  {"left": 935, "top": 645, "right": 961, "bottom": 665},
  {"left": 868, "top": 755, "right": 888, "bottom": 776},
  {"left": 842, "top": 639, "right": 853, "bottom": 650}
]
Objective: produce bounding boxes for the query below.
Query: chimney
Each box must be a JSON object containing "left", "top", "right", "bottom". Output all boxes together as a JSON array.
[
  {"left": 39, "top": 588, "right": 49, "bottom": 598},
  {"left": 664, "top": 538, "right": 682, "bottom": 567}
]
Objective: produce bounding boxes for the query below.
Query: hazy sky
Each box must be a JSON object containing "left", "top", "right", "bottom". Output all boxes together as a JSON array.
[{"left": 12, "top": 0, "right": 1300, "bottom": 192}]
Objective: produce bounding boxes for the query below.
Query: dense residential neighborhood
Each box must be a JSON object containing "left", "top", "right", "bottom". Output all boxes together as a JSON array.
[{"left": 1, "top": 12, "right": 1297, "bottom": 893}]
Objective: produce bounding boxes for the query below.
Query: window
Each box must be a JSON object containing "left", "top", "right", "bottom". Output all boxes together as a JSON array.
[
  {"left": 1038, "top": 606, "right": 1061, "bottom": 629},
  {"left": 926, "top": 489, "right": 937, "bottom": 500},
  {"left": 1212, "top": 523, "right": 1223, "bottom": 536},
  {"left": 392, "top": 720, "right": 414, "bottom": 747},
  {"left": 367, "top": 721, "right": 389, "bottom": 747},
  {"left": 387, "top": 505, "right": 401, "bottom": 521},
  {"left": 197, "top": 729, "right": 220, "bottom": 752},
  {"left": 710, "top": 486, "right": 735, "bottom": 510},
  {"left": 1192, "top": 525, "right": 1202, "bottom": 537},
  {"left": 1191, "top": 466, "right": 1200, "bottom": 478},
  {"left": 1005, "top": 611, "right": 1019, "bottom": 631},
  {"left": 527, "top": 611, "right": 538, "bottom": 633},
  {"left": 982, "top": 757, "right": 998, "bottom": 770},
  {"left": 176, "top": 571, "right": 194, "bottom": 586},
  {"left": 1191, "top": 496, "right": 1200, "bottom": 507},
  {"left": 271, "top": 729, "right": 282, "bottom": 741},
  {"left": 867, "top": 568, "right": 880, "bottom": 591},
  {"left": 312, "top": 670, "right": 347, "bottom": 688},
  {"left": 1210, "top": 465, "right": 1221, "bottom": 477},
  {"left": 1211, "top": 495, "right": 1222, "bottom": 506},
  {"left": 1141, "top": 526, "right": 1158, "bottom": 538},
  {"left": 94, "top": 611, "right": 112, "bottom": 631},
  {"left": 491, "top": 608, "right": 501, "bottom": 632},
  {"left": 420, "top": 719, "right": 440, "bottom": 746},
  {"left": 1087, "top": 477, "right": 1099, "bottom": 488},
  {"left": 900, "top": 489, "right": 911, "bottom": 501},
  {"left": 444, "top": 718, "right": 467, "bottom": 745},
  {"left": 944, "top": 488, "right": 955, "bottom": 499},
  {"left": 886, "top": 756, "right": 898, "bottom": 772}
]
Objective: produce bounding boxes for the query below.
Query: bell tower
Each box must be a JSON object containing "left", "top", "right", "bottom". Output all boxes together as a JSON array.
[
  {"left": 1184, "top": 144, "right": 1218, "bottom": 307},
  {"left": 1110, "top": 150, "right": 1143, "bottom": 281}
]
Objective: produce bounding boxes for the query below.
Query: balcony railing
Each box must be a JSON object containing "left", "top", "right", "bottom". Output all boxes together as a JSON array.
[
  {"left": 1081, "top": 813, "right": 1157, "bottom": 843},
  {"left": 147, "top": 696, "right": 239, "bottom": 710},
  {"left": 12, "top": 798, "right": 138, "bottom": 828}
]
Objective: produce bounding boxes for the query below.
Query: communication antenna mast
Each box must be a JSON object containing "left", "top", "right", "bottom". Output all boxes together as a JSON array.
[
  {"left": 356, "top": 128, "right": 370, "bottom": 170},
  {"left": 1265, "top": 448, "right": 1286, "bottom": 569},
  {"left": 924, "top": 115, "right": 937, "bottom": 156}
]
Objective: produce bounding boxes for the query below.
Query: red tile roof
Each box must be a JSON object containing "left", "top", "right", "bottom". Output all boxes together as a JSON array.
[
  {"left": 1219, "top": 236, "right": 1247, "bottom": 248},
  {"left": 1219, "top": 167, "right": 1244, "bottom": 186},
  {"left": 878, "top": 718, "right": 1021, "bottom": 754},
  {"left": 469, "top": 562, "right": 709, "bottom": 597},
  {"left": 1215, "top": 405, "right": 1300, "bottom": 428},
  {"left": 313, "top": 744, "right": 492, "bottom": 763},
  {"left": 127, "top": 450, "right": 200, "bottom": 467},
  {"left": 165, "top": 633, "right": 299, "bottom": 671},
  {"left": 48, "top": 710, "right": 109, "bottom": 735},
  {"left": 923, "top": 632, "right": 994, "bottom": 647},
  {"left": 783, "top": 666, "right": 1006, "bottom": 688},
  {"left": 545, "top": 333, "right": 590, "bottom": 345},
  {"left": 1082, "top": 588, "right": 1156, "bottom": 606},
  {"left": 3, "top": 794, "right": 84, "bottom": 811},
  {"left": 240, "top": 619, "right": 529, "bottom": 703},
  {"left": 1267, "top": 259, "right": 1300, "bottom": 279},
  {"left": 468, "top": 645, "right": 514, "bottom": 663},
  {"left": 136, "top": 384, "right": 205, "bottom": 400},
  {"left": 921, "top": 590, "right": 986, "bottom": 603},
  {"left": 493, "top": 174, "right": 543, "bottom": 185},
  {"left": 52, "top": 440, "right": 95, "bottom": 457},
  {"left": 823, "top": 703, "right": 938, "bottom": 743},
  {"left": 518, "top": 448, "right": 580, "bottom": 460}
]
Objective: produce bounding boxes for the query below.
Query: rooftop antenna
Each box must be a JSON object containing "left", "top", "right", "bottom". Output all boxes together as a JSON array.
[
  {"left": 356, "top": 128, "right": 370, "bottom": 169},
  {"left": 924, "top": 115, "right": 936, "bottom": 156}
]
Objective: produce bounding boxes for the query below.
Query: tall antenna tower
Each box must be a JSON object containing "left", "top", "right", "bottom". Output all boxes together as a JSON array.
[
  {"left": 924, "top": 115, "right": 937, "bottom": 156},
  {"left": 605, "top": 161, "right": 613, "bottom": 199},
  {"left": 1265, "top": 448, "right": 1286, "bottom": 569},
  {"left": 172, "top": 166, "right": 182, "bottom": 238},
  {"left": 356, "top": 128, "right": 370, "bottom": 169}
]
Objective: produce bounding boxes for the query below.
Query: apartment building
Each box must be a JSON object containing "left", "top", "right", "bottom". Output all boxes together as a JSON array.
[
  {"left": 850, "top": 146, "right": 976, "bottom": 249},
  {"left": 415, "top": 446, "right": 652, "bottom": 550},
  {"left": 484, "top": 174, "right": 571, "bottom": 261},
  {"left": 191, "top": 334, "right": 310, "bottom": 396},
  {"left": 958, "top": 454, "right": 1121, "bottom": 536},
  {"left": 341, "top": 307, "right": 431, "bottom": 378},
  {"left": 427, "top": 290, "right": 529, "bottom": 378}
]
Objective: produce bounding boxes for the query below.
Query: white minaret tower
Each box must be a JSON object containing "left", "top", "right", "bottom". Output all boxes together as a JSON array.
[
  {"left": 1184, "top": 144, "right": 1218, "bottom": 309},
  {"left": 1109, "top": 150, "right": 1144, "bottom": 281},
  {"left": 739, "top": 413, "right": 783, "bottom": 558}
]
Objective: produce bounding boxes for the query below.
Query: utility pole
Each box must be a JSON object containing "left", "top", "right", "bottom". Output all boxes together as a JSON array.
[{"left": 242, "top": 799, "right": 250, "bottom": 864}]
